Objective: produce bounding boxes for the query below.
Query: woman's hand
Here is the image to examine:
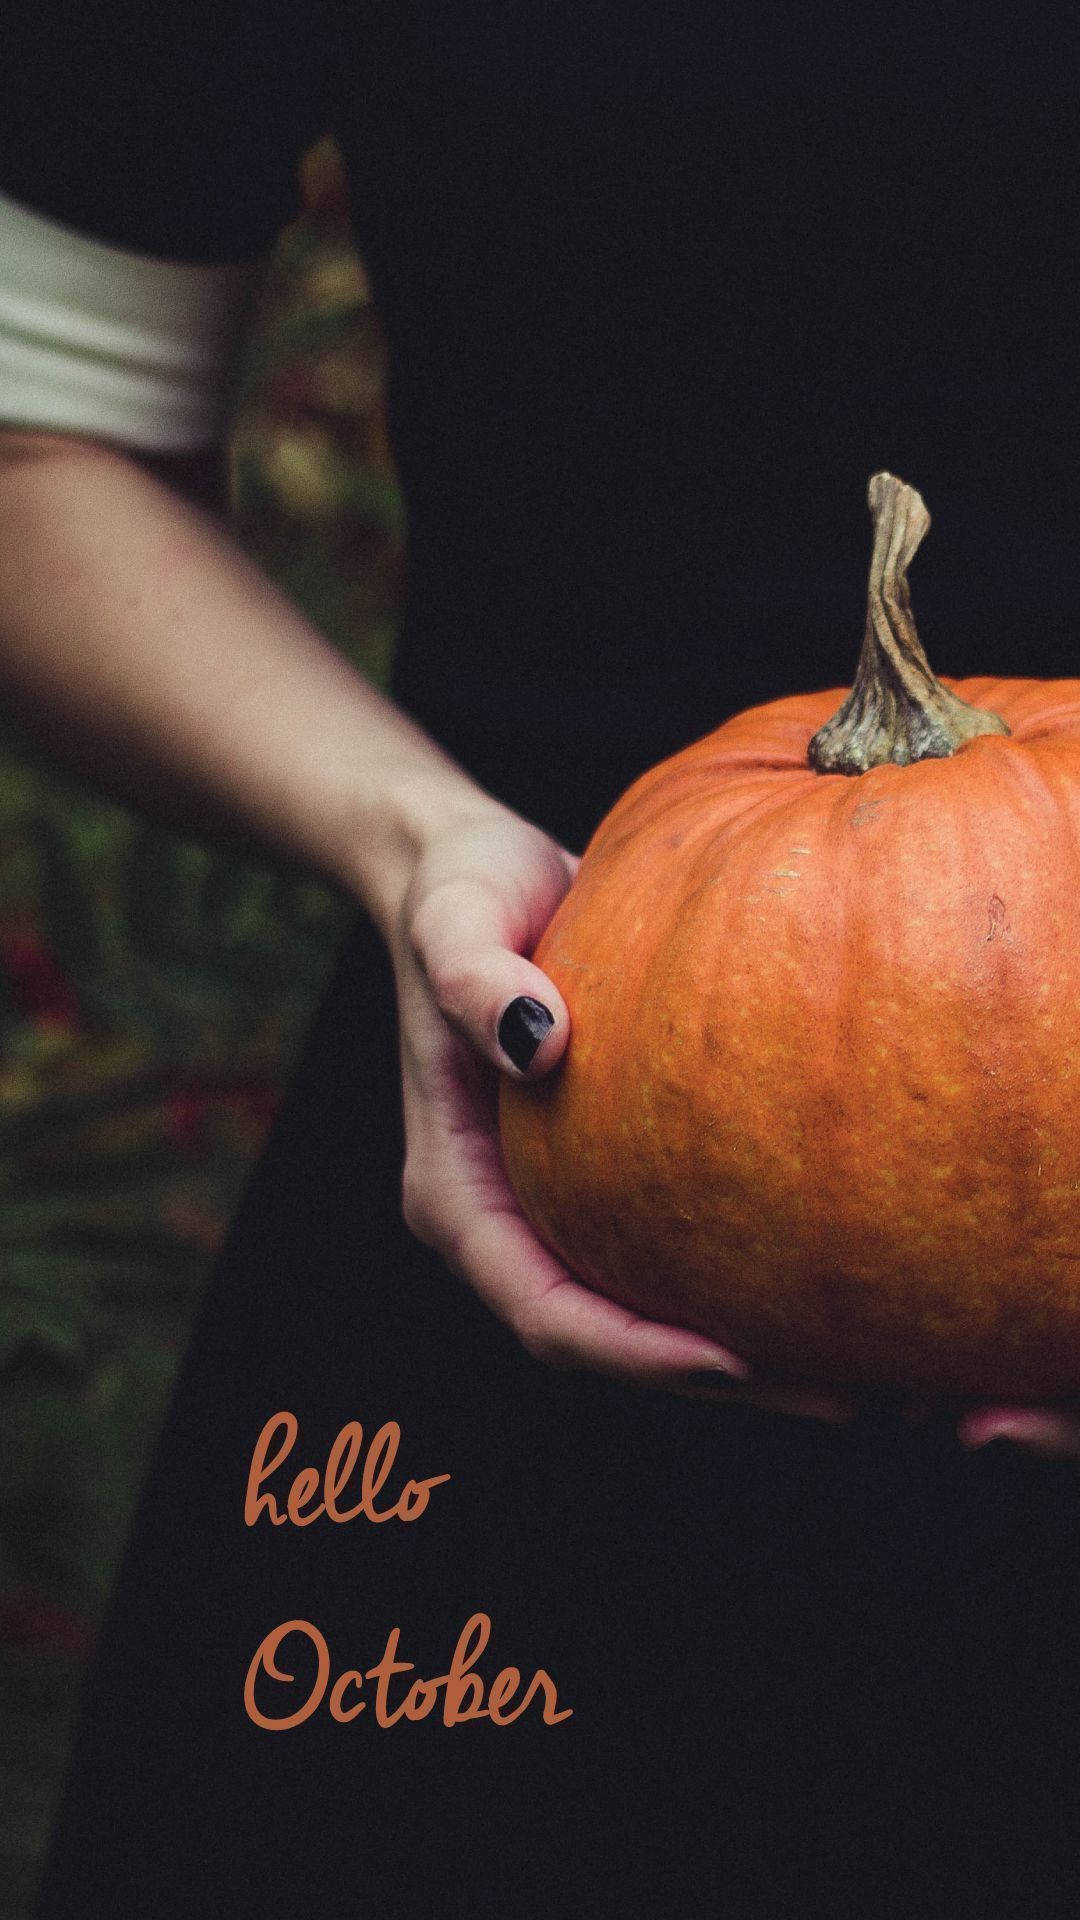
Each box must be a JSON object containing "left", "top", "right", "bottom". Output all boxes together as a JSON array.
[{"left": 389, "top": 802, "right": 853, "bottom": 1417}]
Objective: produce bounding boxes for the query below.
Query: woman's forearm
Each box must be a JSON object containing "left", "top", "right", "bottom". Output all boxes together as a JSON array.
[{"left": 0, "top": 429, "right": 501, "bottom": 939}]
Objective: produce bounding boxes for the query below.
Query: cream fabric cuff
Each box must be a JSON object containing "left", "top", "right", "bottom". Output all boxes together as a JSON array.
[{"left": 0, "top": 190, "right": 261, "bottom": 452}]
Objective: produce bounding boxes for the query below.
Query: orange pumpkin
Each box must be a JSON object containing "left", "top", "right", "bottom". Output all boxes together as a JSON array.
[{"left": 499, "top": 473, "right": 1080, "bottom": 1399}]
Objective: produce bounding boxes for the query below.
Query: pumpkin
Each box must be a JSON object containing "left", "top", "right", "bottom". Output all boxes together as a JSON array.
[{"left": 499, "top": 473, "right": 1080, "bottom": 1399}]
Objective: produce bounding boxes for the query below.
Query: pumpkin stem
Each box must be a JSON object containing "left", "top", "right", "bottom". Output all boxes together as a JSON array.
[{"left": 808, "top": 472, "right": 1010, "bottom": 775}]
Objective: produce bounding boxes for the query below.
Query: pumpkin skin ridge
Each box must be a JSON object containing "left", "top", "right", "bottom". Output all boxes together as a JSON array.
[
  {"left": 816, "top": 732, "right": 1080, "bottom": 1396},
  {"left": 585, "top": 680, "right": 1080, "bottom": 895}
]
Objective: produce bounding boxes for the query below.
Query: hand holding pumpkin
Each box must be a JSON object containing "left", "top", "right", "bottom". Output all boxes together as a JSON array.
[
  {"left": 391, "top": 802, "right": 855, "bottom": 1416},
  {"left": 390, "top": 796, "right": 1080, "bottom": 1449}
]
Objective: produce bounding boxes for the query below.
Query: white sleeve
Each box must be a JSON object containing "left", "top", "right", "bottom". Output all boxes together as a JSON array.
[{"left": 0, "top": 190, "right": 263, "bottom": 453}]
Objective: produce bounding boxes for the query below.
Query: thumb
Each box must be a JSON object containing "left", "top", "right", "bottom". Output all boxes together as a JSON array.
[{"left": 409, "top": 876, "right": 570, "bottom": 1078}]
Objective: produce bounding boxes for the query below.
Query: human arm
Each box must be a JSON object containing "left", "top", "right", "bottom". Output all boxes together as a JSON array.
[
  {"left": 0, "top": 423, "right": 789, "bottom": 1389},
  {"left": 0, "top": 424, "right": 503, "bottom": 930}
]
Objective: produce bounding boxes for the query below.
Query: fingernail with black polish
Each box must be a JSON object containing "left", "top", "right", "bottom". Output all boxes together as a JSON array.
[{"left": 498, "top": 996, "right": 555, "bottom": 1070}]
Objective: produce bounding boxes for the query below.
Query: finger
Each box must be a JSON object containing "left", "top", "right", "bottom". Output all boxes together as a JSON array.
[
  {"left": 454, "top": 1204, "right": 752, "bottom": 1382},
  {"left": 410, "top": 876, "right": 569, "bottom": 1078},
  {"left": 957, "top": 1406, "right": 1080, "bottom": 1459},
  {"left": 399, "top": 970, "right": 751, "bottom": 1388},
  {"left": 415, "top": 1142, "right": 845, "bottom": 1403}
]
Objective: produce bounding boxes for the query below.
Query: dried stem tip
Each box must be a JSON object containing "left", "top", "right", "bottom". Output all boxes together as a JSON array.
[{"left": 808, "top": 472, "right": 1009, "bottom": 776}]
